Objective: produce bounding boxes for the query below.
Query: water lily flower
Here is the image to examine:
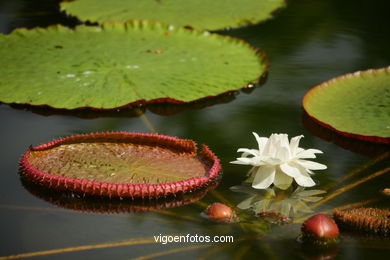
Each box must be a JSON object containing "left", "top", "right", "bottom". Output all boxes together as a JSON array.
[{"left": 230, "top": 132, "right": 327, "bottom": 190}]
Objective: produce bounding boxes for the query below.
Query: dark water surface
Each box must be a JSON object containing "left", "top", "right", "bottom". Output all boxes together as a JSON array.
[{"left": 0, "top": 0, "right": 389, "bottom": 259}]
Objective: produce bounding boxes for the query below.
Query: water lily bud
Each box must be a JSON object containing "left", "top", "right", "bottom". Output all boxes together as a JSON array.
[
  {"left": 205, "top": 203, "right": 236, "bottom": 222},
  {"left": 381, "top": 188, "right": 390, "bottom": 196},
  {"left": 301, "top": 214, "right": 339, "bottom": 245}
]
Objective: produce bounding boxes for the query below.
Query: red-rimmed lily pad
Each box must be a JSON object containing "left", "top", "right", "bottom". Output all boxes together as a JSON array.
[
  {"left": 303, "top": 67, "right": 390, "bottom": 144},
  {"left": 19, "top": 132, "right": 221, "bottom": 198},
  {"left": 0, "top": 21, "right": 267, "bottom": 110},
  {"left": 303, "top": 112, "right": 389, "bottom": 157}
]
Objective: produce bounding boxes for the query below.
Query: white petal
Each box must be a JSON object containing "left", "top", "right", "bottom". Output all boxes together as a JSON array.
[
  {"left": 306, "top": 169, "right": 314, "bottom": 175},
  {"left": 296, "top": 149, "right": 323, "bottom": 159},
  {"left": 297, "top": 160, "right": 327, "bottom": 170},
  {"left": 252, "top": 132, "right": 268, "bottom": 151},
  {"left": 230, "top": 160, "right": 249, "bottom": 165},
  {"left": 236, "top": 157, "right": 256, "bottom": 165},
  {"left": 230, "top": 157, "right": 254, "bottom": 165},
  {"left": 237, "top": 148, "right": 260, "bottom": 157},
  {"left": 262, "top": 157, "right": 282, "bottom": 165},
  {"left": 289, "top": 135, "right": 304, "bottom": 155},
  {"left": 294, "top": 174, "right": 316, "bottom": 187},
  {"left": 262, "top": 134, "right": 278, "bottom": 157},
  {"left": 280, "top": 163, "right": 301, "bottom": 178},
  {"left": 273, "top": 169, "right": 293, "bottom": 190},
  {"left": 252, "top": 166, "right": 275, "bottom": 189},
  {"left": 310, "top": 149, "right": 323, "bottom": 154},
  {"left": 279, "top": 134, "right": 290, "bottom": 147},
  {"left": 247, "top": 167, "right": 257, "bottom": 177},
  {"left": 293, "top": 167, "right": 316, "bottom": 187},
  {"left": 276, "top": 134, "right": 292, "bottom": 160},
  {"left": 276, "top": 146, "right": 290, "bottom": 161}
]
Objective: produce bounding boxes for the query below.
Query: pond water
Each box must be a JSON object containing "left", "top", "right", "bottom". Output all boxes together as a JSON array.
[{"left": 0, "top": 0, "right": 389, "bottom": 259}]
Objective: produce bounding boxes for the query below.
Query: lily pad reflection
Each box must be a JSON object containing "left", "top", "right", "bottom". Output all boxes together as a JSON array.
[{"left": 21, "top": 176, "right": 219, "bottom": 213}]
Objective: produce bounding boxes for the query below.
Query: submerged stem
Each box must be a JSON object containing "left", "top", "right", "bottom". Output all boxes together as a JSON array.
[
  {"left": 135, "top": 109, "right": 157, "bottom": 134},
  {"left": 209, "top": 190, "right": 234, "bottom": 207},
  {"left": 311, "top": 167, "right": 389, "bottom": 210},
  {"left": 322, "top": 152, "right": 389, "bottom": 191},
  {"left": 155, "top": 209, "right": 201, "bottom": 222},
  {"left": 321, "top": 198, "right": 380, "bottom": 215},
  {"left": 0, "top": 237, "right": 156, "bottom": 259},
  {"left": 197, "top": 243, "right": 234, "bottom": 260},
  {"left": 131, "top": 244, "right": 210, "bottom": 260},
  {"left": 294, "top": 198, "right": 379, "bottom": 223},
  {"left": 233, "top": 245, "right": 251, "bottom": 260}
]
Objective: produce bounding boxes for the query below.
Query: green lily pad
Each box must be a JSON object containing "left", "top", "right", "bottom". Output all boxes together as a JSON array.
[
  {"left": 303, "top": 67, "right": 390, "bottom": 144},
  {"left": 0, "top": 22, "right": 266, "bottom": 110},
  {"left": 60, "top": 0, "right": 287, "bottom": 31},
  {"left": 20, "top": 132, "right": 221, "bottom": 198}
]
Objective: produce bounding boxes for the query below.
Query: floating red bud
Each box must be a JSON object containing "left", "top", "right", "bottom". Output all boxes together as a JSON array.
[
  {"left": 381, "top": 188, "right": 390, "bottom": 196},
  {"left": 205, "top": 203, "right": 237, "bottom": 223},
  {"left": 301, "top": 214, "right": 339, "bottom": 245}
]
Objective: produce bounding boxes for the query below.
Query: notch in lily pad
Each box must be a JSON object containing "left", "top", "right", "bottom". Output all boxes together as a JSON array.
[{"left": 19, "top": 132, "right": 221, "bottom": 199}]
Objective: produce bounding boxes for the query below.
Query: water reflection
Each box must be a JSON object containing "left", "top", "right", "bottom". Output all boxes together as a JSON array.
[
  {"left": 0, "top": 0, "right": 81, "bottom": 33},
  {"left": 303, "top": 112, "right": 389, "bottom": 157},
  {"left": 0, "top": 0, "right": 389, "bottom": 258},
  {"left": 301, "top": 242, "right": 339, "bottom": 260},
  {"left": 8, "top": 89, "right": 242, "bottom": 119},
  {"left": 21, "top": 176, "right": 219, "bottom": 213},
  {"left": 231, "top": 183, "right": 326, "bottom": 222}
]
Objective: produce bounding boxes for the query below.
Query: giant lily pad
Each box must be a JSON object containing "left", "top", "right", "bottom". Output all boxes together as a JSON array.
[
  {"left": 302, "top": 67, "right": 390, "bottom": 144},
  {"left": 19, "top": 132, "right": 221, "bottom": 198},
  {"left": 60, "top": 0, "right": 287, "bottom": 31},
  {"left": 303, "top": 112, "right": 389, "bottom": 157},
  {"left": 0, "top": 22, "right": 266, "bottom": 110}
]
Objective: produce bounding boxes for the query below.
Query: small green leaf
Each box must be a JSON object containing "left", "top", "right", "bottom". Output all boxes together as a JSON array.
[
  {"left": 303, "top": 67, "right": 390, "bottom": 143},
  {"left": 0, "top": 22, "right": 266, "bottom": 110},
  {"left": 61, "top": 0, "right": 287, "bottom": 31}
]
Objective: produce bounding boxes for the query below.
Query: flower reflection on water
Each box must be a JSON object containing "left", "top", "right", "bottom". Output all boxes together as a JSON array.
[{"left": 231, "top": 184, "right": 326, "bottom": 222}]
